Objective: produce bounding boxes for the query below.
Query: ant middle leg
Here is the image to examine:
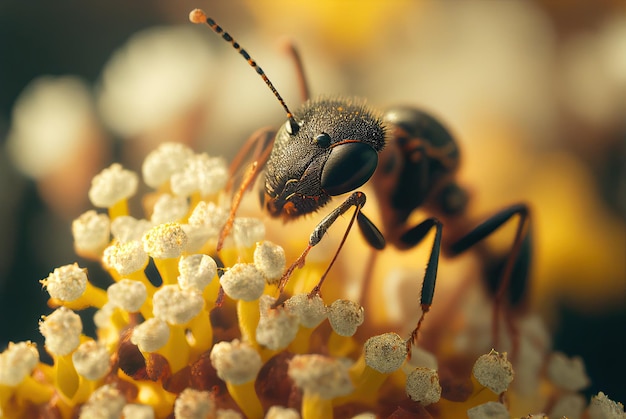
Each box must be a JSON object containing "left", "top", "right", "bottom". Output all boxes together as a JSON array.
[{"left": 393, "top": 218, "right": 444, "bottom": 353}]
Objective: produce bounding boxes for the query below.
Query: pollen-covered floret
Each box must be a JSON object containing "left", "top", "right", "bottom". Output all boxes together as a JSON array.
[
  {"left": 253, "top": 240, "right": 286, "bottom": 283},
  {"left": 178, "top": 254, "right": 217, "bottom": 291},
  {"left": 39, "top": 306, "right": 83, "bottom": 356},
  {"left": 466, "top": 401, "right": 510, "bottom": 419},
  {"left": 472, "top": 349, "right": 514, "bottom": 394},
  {"left": 405, "top": 367, "right": 441, "bottom": 406},
  {"left": 232, "top": 217, "right": 266, "bottom": 248},
  {"left": 220, "top": 263, "right": 266, "bottom": 301},
  {"left": 174, "top": 388, "right": 215, "bottom": 419},
  {"left": 0, "top": 341, "right": 39, "bottom": 386},
  {"left": 72, "top": 340, "right": 111, "bottom": 380},
  {"left": 88, "top": 163, "right": 138, "bottom": 208},
  {"left": 546, "top": 351, "right": 590, "bottom": 392},
  {"left": 284, "top": 293, "right": 327, "bottom": 328},
  {"left": 72, "top": 210, "right": 111, "bottom": 257},
  {"left": 364, "top": 333, "right": 407, "bottom": 373},
  {"left": 170, "top": 153, "right": 228, "bottom": 197},
  {"left": 588, "top": 392, "right": 626, "bottom": 419},
  {"left": 256, "top": 298, "right": 299, "bottom": 350},
  {"left": 327, "top": 298, "right": 364, "bottom": 336},
  {"left": 152, "top": 285, "right": 204, "bottom": 325},
  {"left": 79, "top": 384, "right": 126, "bottom": 419},
  {"left": 111, "top": 215, "right": 153, "bottom": 243},
  {"left": 122, "top": 404, "right": 155, "bottom": 419},
  {"left": 210, "top": 339, "right": 262, "bottom": 384},
  {"left": 102, "top": 240, "right": 149, "bottom": 275},
  {"left": 142, "top": 222, "right": 188, "bottom": 259},
  {"left": 107, "top": 279, "right": 147, "bottom": 312},
  {"left": 131, "top": 317, "right": 170, "bottom": 352},
  {"left": 151, "top": 193, "right": 190, "bottom": 224},
  {"left": 288, "top": 354, "right": 353, "bottom": 399},
  {"left": 142, "top": 142, "right": 194, "bottom": 189},
  {"left": 41, "top": 263, "right": 88, "bottom": 302}
]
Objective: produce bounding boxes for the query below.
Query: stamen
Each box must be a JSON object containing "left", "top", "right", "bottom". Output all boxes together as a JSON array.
[
  {"left": 142, "top": 142, "right": 194, "bottom": 189},
  {"left": 72, "top": 340, "right": 110, "bottom": 381},
  {"left": 472, "top": 349, "right": 514, "bottom": 394},
  {"left": 174, "top": 388, "right": 215, "bottom": 419},
  {"left": 405, "top": 367, "right": 441, "bottom": 405},
  {"left": 253, "top": 241, "right": 286, "bottom": 284},
  {"left": 88, "top": 163, "right": 138, "bottom": 219},
  {"left": 72, "top": 210, "right": 111, "bottom": 259},
  {"left": 327, "top": 299, "right": 364, "bottom": 337},
  {"left": 39, "top": 307, "right": 83, "bottom": 356},
  {"left": 210, "top": 340, "right": 263, "bottom": 418}
]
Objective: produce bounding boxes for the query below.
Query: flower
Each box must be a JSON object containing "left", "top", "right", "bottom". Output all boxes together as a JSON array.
[{"left": 1, "top": 141, "right": 624, "bottom": 419}]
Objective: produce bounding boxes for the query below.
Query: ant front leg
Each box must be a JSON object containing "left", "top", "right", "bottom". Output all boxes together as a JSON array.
[
  {"left": 448, "top": 203, "right": 532, "bottom": 354},
  {"left": 278, "top": 191, "right": 385, "bottom": 295},
  {"left": 392, "top": 218, "right": 444, "bottom": 353},
  {"left": 218, "top": 128, "right": 276, "bottom": 251}
]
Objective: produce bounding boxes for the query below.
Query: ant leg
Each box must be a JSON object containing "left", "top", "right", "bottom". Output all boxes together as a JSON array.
[
  {"left": 449, "top": 203, "right": 531, "bottom": 354},
  {"left": 280, "top": 39, "right": 310, "bottom": 102},
  {"left": 396, "top": 218, "right": 443, "bottom": 353},
  {"left": 218, "top": 129, "right": 276, "bottom": 251},
  {"left": 225, "top": 127, "right": 276, "bottom": 193},
  {"left": 278, "top": 191, "right": 384, "bottom": 294}
]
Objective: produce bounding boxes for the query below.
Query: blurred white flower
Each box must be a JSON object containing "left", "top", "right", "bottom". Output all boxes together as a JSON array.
[
  {"left": 97, "top": 25, "right": 215, "bottom": 138},
  {"left": 6, "top": 75, "right": 97, "bottom": 179}
]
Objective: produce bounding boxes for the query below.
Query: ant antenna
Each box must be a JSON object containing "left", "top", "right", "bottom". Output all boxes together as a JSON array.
[{"left": 190, "top": 9, "right": 297, "bottom": 124}]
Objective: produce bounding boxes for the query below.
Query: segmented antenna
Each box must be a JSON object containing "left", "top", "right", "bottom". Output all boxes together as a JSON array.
[{"left": 190, "top": 9, "right": 296, "bottom": 122}]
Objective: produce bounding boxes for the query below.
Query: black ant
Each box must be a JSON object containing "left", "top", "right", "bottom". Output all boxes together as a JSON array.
[{"left": 190, "top": 9, "right": 531, "bottom": 354}]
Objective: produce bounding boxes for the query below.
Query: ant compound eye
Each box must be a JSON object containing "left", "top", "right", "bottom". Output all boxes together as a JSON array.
[
  {"left": 321, "top": 142, "right": 378, "bottom": 196},
  {"left": 285, "top": 118, "right": 300, "bottom": 135},
  {"left": 314, "top": 133, "right": 331, "bottom": 148}
]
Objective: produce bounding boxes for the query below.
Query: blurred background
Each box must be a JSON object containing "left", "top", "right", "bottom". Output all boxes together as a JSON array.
[{"left": 0, "top": 0, "right": 624, "bottom": 403}]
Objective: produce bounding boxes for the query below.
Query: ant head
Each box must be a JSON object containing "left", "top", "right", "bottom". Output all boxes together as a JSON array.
[{"left": 272, "top": 97, "right": 386, "bottom": 198}]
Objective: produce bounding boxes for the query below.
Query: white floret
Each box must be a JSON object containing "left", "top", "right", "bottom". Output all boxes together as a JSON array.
[
  {"left": 405, "top": 367, "right": 441, "bottom": 406},
  {"left": 152, "top": 285, "right": 204, "bottom": 325},
  {"left": 288, "top": 354, "right": 353, "bottom": 399},
  {"left": 283, "top": 293, "right": 327, "bottom": 328},
  {"left": 170, "top": 153, "right": 228, "bottom": 197},
  {"left": 41, "top": 263, "right": 88, "bottom": 302},
  {"left": 220, "top": 263, "right": 265, "bottom": 301},
  {"left": 142, "top": 142, "right": 194, "bottom": 189},
  {"left": 107, "top": 279, "right": 147, "bottom": 312},
  {"left": 364, "top": 333, "right": 407, "bottom": 373},
  {"left": 178, "top": 254, "right": 217, "bottom": 291},
  {"left": 174, "top": 388, "right": 215, "bottom": 419},
  {"left": 327, "top": 299, "right": 364, "bottom": 337},
  {"left": 150, "top": 193, "right": 189, "bottom": 224},
  {"left": 39, "top": 307, "right": 83, "bottom": 356},
  {"left": 0, "top": 341, "right": 40, "bottom": 386},
  {"left": 72, "top": 340, "right": 111, "bottom": 380},
  {"left": 142, "top": 222, "right": 188, "bottom": 259},
  {"left": 88, "top": 163, "right": 138, "bottom": 208},
  {"left": 72, "top": 210, "right": 111, "bottom": 256},
  {"left": 131, "top": 318, "right": 170, "bottom": 352},
  {"left": 210, "top": 340, "right": 262, "bottom": 384},
  {"left": 253, "top": 241, "right": 286, "bottom": 283},
  {"left": 472, "top": 349, "right": 514, "bottom": 394},
  {"left": 102, "top": 240, "right": 148, "bottom": 275}
]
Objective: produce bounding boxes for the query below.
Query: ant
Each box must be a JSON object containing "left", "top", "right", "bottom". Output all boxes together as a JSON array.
[{"left": 190, "top": 9, "right": 531, "bottom": 354}]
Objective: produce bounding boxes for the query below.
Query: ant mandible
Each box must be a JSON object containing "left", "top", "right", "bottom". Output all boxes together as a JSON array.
[{"left": 190, "top": 9, "right": 531, "bottom": 353}]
